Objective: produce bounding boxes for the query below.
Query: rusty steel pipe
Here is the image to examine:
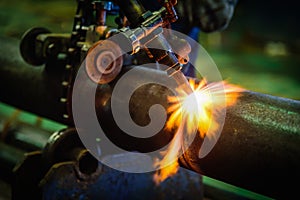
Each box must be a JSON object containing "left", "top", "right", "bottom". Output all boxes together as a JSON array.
[
  {"left": 90, "top": 67, "right": 300, "bottom": 199},
  {"left": 179, "top": 91, "right": 300, "bottom": 199},
  {"left": 1, "top": 36, "right": 300, "bottom": 199}
]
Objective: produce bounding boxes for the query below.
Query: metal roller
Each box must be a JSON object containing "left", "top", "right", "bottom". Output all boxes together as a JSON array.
[{"left": 85, "top": 40, "right": 123, "bottom": 84}]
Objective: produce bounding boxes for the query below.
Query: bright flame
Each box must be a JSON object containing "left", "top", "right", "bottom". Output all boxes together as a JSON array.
[{"left": 153, "top": 78, "right": 244, "bottom": 184}]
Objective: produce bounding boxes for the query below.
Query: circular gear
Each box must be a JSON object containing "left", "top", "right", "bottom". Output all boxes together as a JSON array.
[{"left": 85, "top": 40, "right": 123, "bottom": 84}]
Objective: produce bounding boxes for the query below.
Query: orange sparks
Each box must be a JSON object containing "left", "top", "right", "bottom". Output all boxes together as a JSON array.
[{"left": 153, "top": 78, "right": 244, "bottom": 184}]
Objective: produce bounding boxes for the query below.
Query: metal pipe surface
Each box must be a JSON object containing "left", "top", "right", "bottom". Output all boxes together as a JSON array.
[
  {"left": 0, "top": 36, "right": 70, "bottom": 125},
  {"left": 179, "top": 91, "right": 300, "bottom": 199},
  {"left": 1, "top": 36, "right": 300, "bottom": 199},
  {"left": 92, "top": 66, "right": 300, "bottom": 199}
]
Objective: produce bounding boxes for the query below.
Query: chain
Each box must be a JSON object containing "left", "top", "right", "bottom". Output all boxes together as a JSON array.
[{"left": 60, "top": 0, "right": 93, "bottom": 122}]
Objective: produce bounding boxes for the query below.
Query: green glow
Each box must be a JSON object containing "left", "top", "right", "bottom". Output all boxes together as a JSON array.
[
  {"left": 203, "top": 176, "right": 274, "bottom": 200},
  {"left": 0, "top": 102, "right": 66, "bottom": 132}
]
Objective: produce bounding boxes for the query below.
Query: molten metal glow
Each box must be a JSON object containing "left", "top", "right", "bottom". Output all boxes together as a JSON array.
[{"left": 154, "top": 78, "right": 244, "bottom": 184}]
